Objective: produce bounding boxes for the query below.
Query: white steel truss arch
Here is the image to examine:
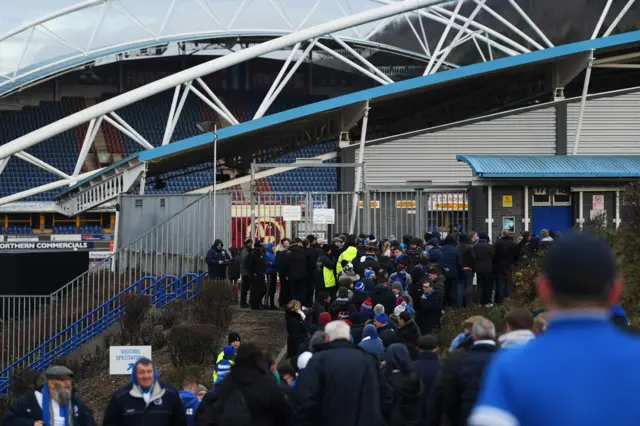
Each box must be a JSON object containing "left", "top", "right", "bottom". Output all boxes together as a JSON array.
[{"left": 0, "top": 0, "right": 637, "bottom": 207}]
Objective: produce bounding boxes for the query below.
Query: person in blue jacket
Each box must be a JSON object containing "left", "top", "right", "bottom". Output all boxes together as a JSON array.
[
  {"left": 264, "top": 242, "right": 278, "bottom": 309},
  {"left": 179, "top": 377, "right": 200, "bottom": 426},
  {"left": 103, "top": 357, "right": 186, "bottom": 426},
  {"left": 469, "top": 231, "right": 640, "bottom": 426}
]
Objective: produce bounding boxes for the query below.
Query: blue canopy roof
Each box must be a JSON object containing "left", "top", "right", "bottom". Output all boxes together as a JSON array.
[{"left": 456, "top": 155, "right": 640, "bottom": 178}]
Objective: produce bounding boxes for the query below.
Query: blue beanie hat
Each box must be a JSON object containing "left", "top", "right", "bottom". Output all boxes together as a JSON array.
[
  {"left": 354, "top": 281, "right": 365, "bottom": 292},
  {"left": 610, "top": 304, "right": 629, "bottom": 325},
  {"left": 374, "top": 312, "right": 388, "bottom": 324},
  {"left": 223, "top": 345, "right": 236, "bottom": 358},
  {"left": 364, "top": 269, "right": 375, "bottom": 279}
]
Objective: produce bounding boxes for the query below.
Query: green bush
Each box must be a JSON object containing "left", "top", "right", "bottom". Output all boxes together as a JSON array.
[
  {"left": 616, "top": 183, "right": 640, "bottom": 322},
  {"left": 118, "top": 294, "right": 152, "bottom": 345}
]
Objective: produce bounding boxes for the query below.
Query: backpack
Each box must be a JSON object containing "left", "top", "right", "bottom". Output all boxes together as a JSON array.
[{"left": 217, "top": 389, "right": 252, "bottom": 426}]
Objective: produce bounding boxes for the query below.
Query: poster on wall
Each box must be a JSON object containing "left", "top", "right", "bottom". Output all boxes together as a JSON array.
[
  {"left": 592, "top": 194, "right": 605, "bottom": 211},
  {"left": 502, "top": 217, "right": 515, "bottom": 233},
  {"left": 502, "top": 195, "right": 513, "bottom": 208},
  {"left": 282, "top": 206, "right": 302, "bottom": 221},
  {"left": 313, "top": 208, "right": 335, "bottom": 225}
]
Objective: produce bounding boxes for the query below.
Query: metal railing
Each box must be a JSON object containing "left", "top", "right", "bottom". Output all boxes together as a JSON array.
[
  {"left": 0, "top": 191, "right": 230, "bottom": 376},
  {"left": 230, "top": 189, "right": 469, "bottom": 244},
  {"left": 0, "top": 272, "right": 207, "bottom": 395}
]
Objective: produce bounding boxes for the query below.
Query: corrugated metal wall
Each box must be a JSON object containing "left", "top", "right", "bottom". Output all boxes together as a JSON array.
[
  {"left": 358, "top": 108, "right": 556, "bottom": 186},
  {"left": 567, "top": 90, "right": 640, "bottom": 154}
]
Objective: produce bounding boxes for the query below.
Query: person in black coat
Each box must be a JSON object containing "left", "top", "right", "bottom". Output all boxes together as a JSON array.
[
  {"left": 381, "top": 344, "right": 427, "bottom": 426},
  {"left": 374, "top": 313, "right": 399, "bottom": 348},
  {"left": 244, "top": 241, "right": 266, "bottom": 311},
  {"left": 472, "top": 233, "right": 495, "bottom": 306},
  {"left": 103, "top": 358, "right": 186, "bottom": 426},
  {"left": 276, "top": 238, "right": 291, "bottom": 307},
  {"left": 205, "top": 239, "right": 231, "bottom": 280},
  {"left": 285, "top": 300, "right": 309, "bottom": 360},
  {"left": 440, "top": 235, "right": 465, "bottom": 308},
  {"left": 397, "top": 311, "right": 421, "bottom": 360},
  {"left": 412, "top": 335, "right": 442, "bottom": 416},
  {"left": 286, "top": 240, "right": 308, "bottom": 305},
  {"left": 429, "top": 318, "right": 498, "bottom": 426},
  {"left": 199, "top": 343, "right": 291, "bottom": 426},
  {"left": 493, "top": 230, "right": 519, "bottom": 303},
  {"left": 457, "top": 234, "right": 476, "bottom": 307},
  {"left": 295, "top": 321, "right": 386, "bottom": 426},
  {"left": 3, "top": 365, "right": 95, "bottom": 426},
  {"left": 415, "top": 281, "right": 441, "bottom": 335}
]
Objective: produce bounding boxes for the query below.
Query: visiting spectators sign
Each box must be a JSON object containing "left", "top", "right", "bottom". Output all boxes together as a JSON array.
[
  {"left": 313, "top": 208, "right": 335, "bottom": 225},
  {"left": 109, "top": 346, "right": 152, "bottom": 375}
]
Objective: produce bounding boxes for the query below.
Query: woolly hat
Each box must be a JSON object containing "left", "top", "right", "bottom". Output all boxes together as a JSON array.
[
  {"left": 318, "top": 312, "right": 332, "bottom": 325},
  {"left": 427, "top": 238, "right": 439, "bottom": 247},
  {"left": 228, "top": 332, "right": 241, "bottom": 344},
  {"left": 391, "top": 281, "right": 403, "bottom": 292},
  {"left": 374, "top": 312, "right": 389, "bottom": 325},
  {"left": 297, "top": 352, "right": 312, "bottom": 370},
  {"left": 342, "top": 263, "right": 356, "bottom": 276},
  {"left": 364, "top": 269, "right": 376, "bottom": 280},
  {"left": 354, "top": 281, "right": 365, "bottom": 292},
  {"left": 361, "top": 297, "right": 373, "bottom": 312},
  {"left": 338, "top": 311, "right": 351, "bottom": 322},
  {"left": 396, "top": 263, "right": 407, "bottom": 272}
]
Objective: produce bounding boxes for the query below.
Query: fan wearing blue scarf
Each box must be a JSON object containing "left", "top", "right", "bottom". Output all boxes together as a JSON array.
[{"left": 2, "top": 365, "right": 95, "bottom": 426}]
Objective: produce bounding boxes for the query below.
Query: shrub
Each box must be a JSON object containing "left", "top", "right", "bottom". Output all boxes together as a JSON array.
[
  {"left": 188, "top": 279, "right": 236, "bottom": 327},
  {"left": 165, "top": 365, "right": 205, "bottom": 389},
  {"left": 617, "top": 183, "right": 640, "bottom": 321},
  {"left": 118, "top": 294, "right": 152, "bottom": 345},
  {"left": 167, "top": 324, "right": 219, "bottom": 366}
]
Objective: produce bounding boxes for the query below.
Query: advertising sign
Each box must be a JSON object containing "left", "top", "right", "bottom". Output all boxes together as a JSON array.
[{"left": 109, "top": 346, "right": 152, "bottom": 375}]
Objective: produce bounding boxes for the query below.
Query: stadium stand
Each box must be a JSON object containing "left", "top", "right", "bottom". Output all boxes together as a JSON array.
[{"left": 0, "top": 92, "right": 338, "bottom": 202}]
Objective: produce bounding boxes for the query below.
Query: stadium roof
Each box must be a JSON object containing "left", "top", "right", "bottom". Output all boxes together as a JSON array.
[
  {"left": 61, "top": 29, "right": 640, "bottom": 195},
  {"left": 0, "top": 32, "right": 440, "bottom": 99},
  {"left": 456, "top": 155, "right": 640, "bottom": 179}
]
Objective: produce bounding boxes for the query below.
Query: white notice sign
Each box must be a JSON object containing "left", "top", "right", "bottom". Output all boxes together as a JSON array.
[
  {"left": 109, "top": 346, "right": 152, "bottom": 375},
  {"left": 282, "top": 205, "right": 302, "bottom": 221},
  {"left": 313, "top": 208, "right": 335, "bottom": 225},
  {"left": 592, "top": 194, "right": 605, "bottom": 211}
]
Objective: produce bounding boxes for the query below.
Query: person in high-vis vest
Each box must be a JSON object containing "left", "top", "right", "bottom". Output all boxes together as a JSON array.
[
  {"left": 315, "top": 246, "right": 337, "bottom": 300},
  {"left": 336, "top": 238, "right": 358, "bottom": 276},
  {"left": 212, "top": 345, "right": 235, "bottom": 384}
]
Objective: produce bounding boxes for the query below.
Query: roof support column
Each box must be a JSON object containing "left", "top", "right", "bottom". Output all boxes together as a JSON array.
[
  {"left": 523, "top": 185, "right": 529, "bottom": 232},
  {"left": 555, "top": 103, "right": 567, "bottom": 155},
  {"left": 349, "top": 101, "right": 370, "bottom": 235},
  {"left": 572, "top": 50, "right": 594, "bottom": 155},
  {"left": 487, "top": 185, "right": 493, "bottom": 241},
  {"left": 615, "top": 191, "right": 621, "bottom": 229},
  {"left": 578, "top": 191, "right": 584, "bottom": 229}
]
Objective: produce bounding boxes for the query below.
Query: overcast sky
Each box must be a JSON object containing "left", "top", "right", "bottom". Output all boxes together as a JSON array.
[{"left": 0, "top": 0, "right": 402, "bottom": 76}]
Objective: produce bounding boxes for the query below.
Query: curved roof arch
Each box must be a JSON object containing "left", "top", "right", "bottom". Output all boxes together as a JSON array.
[
  {"left": 0, "top": 32, "right": 444, "bottom": 99},
  {"left": 0, "top": 0, "right": 443, "bottom": 97}
]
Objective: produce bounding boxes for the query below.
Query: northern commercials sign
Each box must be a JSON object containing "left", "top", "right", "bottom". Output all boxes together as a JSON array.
[{"left": 0, "top": 241, "right": 89, "bottom": 251}]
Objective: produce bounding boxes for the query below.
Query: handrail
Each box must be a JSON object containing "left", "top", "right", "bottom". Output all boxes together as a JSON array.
[{"left": 0, "top": 271, "right": 208, "bottom": 395}]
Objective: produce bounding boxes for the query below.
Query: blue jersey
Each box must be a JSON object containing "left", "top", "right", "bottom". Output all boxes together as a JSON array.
[
  {"left": 469, "top": 313, "right": 640, "bottom": 426},
  {"left": 179, "top": 390, "right": 200, "bottom": 426}
]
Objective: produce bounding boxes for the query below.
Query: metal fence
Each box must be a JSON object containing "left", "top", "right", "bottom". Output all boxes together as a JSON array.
[
  {"left": 0, "top": 192, "right": 230, "bottom": 374},
  {"left": 229, "top": 189, "right": 469, "bottom": 245}
]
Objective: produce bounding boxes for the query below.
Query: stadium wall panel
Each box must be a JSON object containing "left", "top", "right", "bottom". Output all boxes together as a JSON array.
[
  {"left": 357, "top": 108, "right": 556, "bottom": 186},
  {"left": 567, "top": 90, "right": 640, "bottom": 155}
]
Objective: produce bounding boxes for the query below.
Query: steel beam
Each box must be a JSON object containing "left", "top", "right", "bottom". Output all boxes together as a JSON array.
[
  {"left": 0, "top": 0, "right": 460, "bottom": 161},
  {"left": 15, "top": 152, "right": 70, "bottom": 179},
  {"left": 603, "top": 0, "right": 636, "bottom": 37},
  {"left": 572, "top": 50, "right": 594, "bottom": 155}
]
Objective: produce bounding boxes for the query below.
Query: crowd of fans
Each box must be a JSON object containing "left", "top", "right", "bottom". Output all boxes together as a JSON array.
[{"left": 4, "top": 231, "right": 639, "bottom": 426}]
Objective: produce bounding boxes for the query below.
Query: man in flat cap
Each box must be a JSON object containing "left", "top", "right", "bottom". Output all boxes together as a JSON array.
[{"left": 3, "top": 365, "right": 94, "bottom": 426}]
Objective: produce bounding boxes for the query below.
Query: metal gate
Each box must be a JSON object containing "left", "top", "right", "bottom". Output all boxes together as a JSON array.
[{"left": 231, "top": 189, "right": 469, "bottom": 245}]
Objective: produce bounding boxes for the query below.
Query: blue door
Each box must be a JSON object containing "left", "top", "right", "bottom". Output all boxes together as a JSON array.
[{"left": 532, "top": 206, "right": 574, "bottom": 236}]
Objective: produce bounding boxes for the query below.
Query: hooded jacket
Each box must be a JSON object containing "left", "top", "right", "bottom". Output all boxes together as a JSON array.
[
  {"left": 103, "top": 359, "right": 186, "bottom": 426},
  {"left": 239, "top": 244, "right": 252, "bottom": 276},
  {"left": 337, "top": 246, "right": 358, "bottom": 275},
  {"left": 382, "top": 344, "right": 426, "bottom": 426},
  {"left": 265, "top": 243, "right": 277, "bottom": 274},
  {"left": 205, "top": 239, "right": 231, "bottom": 279},
  {"left": 286, "top": 245, "right": 308, "bottom": 281},
  {"left": 498, "top": 329, "right": 536, "bottom": 349},
  {"left": 358, "top": 324, "right": 385, "bottom": 354},
  {"left": 179, "top": 390, "right": 200, "bottom": 426}
]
